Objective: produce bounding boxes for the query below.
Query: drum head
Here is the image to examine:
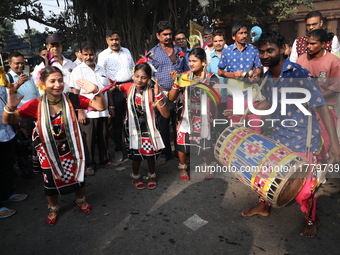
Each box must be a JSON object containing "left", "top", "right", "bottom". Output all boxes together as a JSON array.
[{"left": 273, "top": 162, "right": 308, "bottom": 208}]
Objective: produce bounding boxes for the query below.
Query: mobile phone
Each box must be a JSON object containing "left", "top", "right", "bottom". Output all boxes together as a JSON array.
[{"left": 23, "top": 65, "right": 30, "bottom": 76}]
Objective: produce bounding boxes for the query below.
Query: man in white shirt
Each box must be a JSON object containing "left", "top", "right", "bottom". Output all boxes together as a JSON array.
[
  {"left": 6, "top": 52, "right": 39, "bottom": 178},
  {"left": 73, "top": 45, "right": 82, "bottom": 66},
  {"left": 97, "top": 29, "right": 135, "bottom": 164},
  {"left": 32, "top": 33, "right": 75, "bottom": 93},
  {"left": 7, "top": 52, "right": 39, "bottom": 107},
  {"left": 69, "top": 41, "right": 113, "bottom": 175},
  {"left": 290, "top": 10, "right": 340, "bottom": 62}
]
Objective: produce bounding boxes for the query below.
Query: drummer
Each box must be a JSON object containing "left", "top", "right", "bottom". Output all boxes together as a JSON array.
[{"left": 224, "top": 30, "right": 340, "bottom": 238}]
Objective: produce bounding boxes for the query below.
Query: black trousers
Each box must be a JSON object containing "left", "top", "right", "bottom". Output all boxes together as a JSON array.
[
  {"left": 80, "top": 117, "right": 110, "bottom": 168},
  {"left": 109, "top": 91, "right": 126, "bottom": 152},
  {"left": 16, "top": 117, "right": 35, "bottom": 175},
  {"left": 158, "top": 99, "right": 178, "bottom": 160},
  {"left": 0, "top": 137, "right": 16, "bottom": 202}
]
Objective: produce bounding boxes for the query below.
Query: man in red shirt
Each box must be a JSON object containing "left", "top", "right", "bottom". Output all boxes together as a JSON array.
[
  {"left": 297, "top": 28, "right": 340, "bottom": 161},
  {"left": 290, "top": 11, "right": 340, "bottom": 62}
]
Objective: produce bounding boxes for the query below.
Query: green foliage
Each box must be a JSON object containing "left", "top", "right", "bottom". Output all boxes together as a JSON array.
[
  {"left": 0, "top": 20, "right": 15, "bottom": 37},
  {"left": 0, "top": 0, "right": 316, "bottom": 57},
  {"left": 218, "top": 0, "right": 314, "bottom": 24},
  {"left": 0, "top": 20, "right": 15, "bottom": 46}
]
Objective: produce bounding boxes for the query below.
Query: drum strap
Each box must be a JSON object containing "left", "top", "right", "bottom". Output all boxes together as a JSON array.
[
  {"left": 242, "top": 75, "right": 268, "bottom": 121},
  {"left": 306, "top": 111, "right": 315, "bottom": 222},
  {"left": 306, "top": 113, "right": 313, "bottom": 162}
]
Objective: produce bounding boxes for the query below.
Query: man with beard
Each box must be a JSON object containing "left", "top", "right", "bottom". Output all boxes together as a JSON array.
[
  {"left": 149, "top": 21, "right": 189, "bottom": 165},
  {"left": 290, "top": 10, "right": 340, "bottom": 63},
  {"left": 98, "top": 29, "right": 135, "bottom": 165},
  {"left": 297, "top": 29, "right": 340, "bottom": 162},
  {"left": 236, "top": 30, "right": 340, "bottom": 238},
  {"left": 70, "top": 41, "right": 112, "bottom": 176},
  {"left": 218, "top": 23, "right": 262, "bottom": 133},
  {"left": 32, "top": 34, "right": 75, "bottom": 93}
]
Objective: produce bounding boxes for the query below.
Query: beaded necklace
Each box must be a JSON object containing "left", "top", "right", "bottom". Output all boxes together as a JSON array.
[
  {"left": 47, "top": 98, "right": 62, "bottom": 105},
  {"left": 51, "top": 111, "right": 64, "bottom": 137},
  {"left": 134, "top": 89, "right": 144, "bottom": 114}
]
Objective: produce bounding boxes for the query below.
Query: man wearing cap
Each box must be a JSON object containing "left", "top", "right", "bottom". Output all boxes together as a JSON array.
[{"left": 32, "top": 33, "right": 75, "bottom": 93}]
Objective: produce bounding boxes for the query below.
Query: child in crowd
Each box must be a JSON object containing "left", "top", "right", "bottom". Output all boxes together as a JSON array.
[{"left": 110, "top": 62, "right": 169, "bottom": 190}]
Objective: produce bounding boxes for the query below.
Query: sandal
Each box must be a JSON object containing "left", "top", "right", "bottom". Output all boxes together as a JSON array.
[
  {"left": 147, "top": 172, "right": 157, "bottom": 190},
  {"left": 1, "top": 193, "right": 27, "bottom": 203},
  {"left": 178, "top": 163, "right": 190, "bottom": 181},
  {"left": 100, "top": 160, "right": 119, "bottom": 168},
  {"left": 130, "top": 173, "right": 145, "bottom": 190},
  {"left": 75, "top": 197, "right": 92, "bottom": 214},
  {"left": 85, "top": 167, "right": 95, "bottom": 176},
  {"left": 46, "top": 204, "right": 60, "bottom": 225},
  {"left": 0, "top": 207, "right": 16, "bottom": 219},
  {"left": 180, "top": 171, "right": 190, "bottom": 181}
]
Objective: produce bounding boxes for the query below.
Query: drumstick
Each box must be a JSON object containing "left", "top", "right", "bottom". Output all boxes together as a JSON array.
[{"left": 240, "top": 75, "right": 268, "bottom": 122}]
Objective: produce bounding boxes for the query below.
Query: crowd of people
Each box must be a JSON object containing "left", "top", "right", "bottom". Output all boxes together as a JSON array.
[{"left": 1, "top": 11, "right": 340, "bottom": 239}]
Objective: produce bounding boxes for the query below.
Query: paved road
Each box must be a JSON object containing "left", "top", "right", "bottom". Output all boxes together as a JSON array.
[{"left": 1, "top": 156, "right": 340, "bottom": 255}]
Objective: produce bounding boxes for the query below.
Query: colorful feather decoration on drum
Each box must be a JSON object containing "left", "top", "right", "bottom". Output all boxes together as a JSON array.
[
  {"left": 194, "top": 83, "right": 222, "bottom": 106},
  {"left": 178, "top": 81, "right": 221, "bottom": 106}
]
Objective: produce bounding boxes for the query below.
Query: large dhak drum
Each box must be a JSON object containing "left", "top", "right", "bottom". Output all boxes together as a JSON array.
[{"left": 214, "top": 126, "right": 310, "bottom": 208}]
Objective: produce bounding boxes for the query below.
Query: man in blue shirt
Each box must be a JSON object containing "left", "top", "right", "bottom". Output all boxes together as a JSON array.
[
  {"left": 207, "top": 31, "right": 228, "bottom": 135},
  {"left": 239, "top": 30, "right": 340, "bottom": 239},
  {"left": 0, "top": 86, "right": 27, "bottom": 218},
  {"left": 218, "top": 23, "right": 262, "bottom": 133},
  {"left": 149, "top": 21, "right": 189, "bottom": 164},
  {"left": 7, "top": 52, "right": 39, "bottom": 178},
  {"left": 173, "top": 29, "right": 191, "bottom": 64},
  {"left": 207, "top": 31, "right": 228, "bottom": 101}
]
